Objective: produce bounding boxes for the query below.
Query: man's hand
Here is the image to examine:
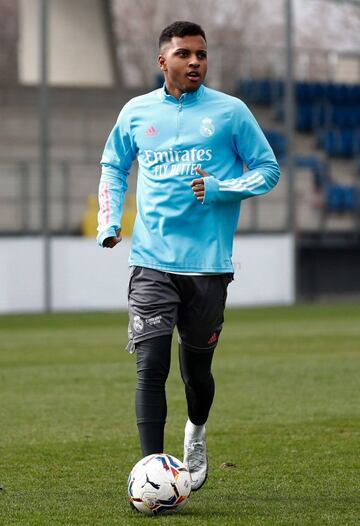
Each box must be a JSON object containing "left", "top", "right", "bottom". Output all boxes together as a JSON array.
[
  {"left": 103, "top": 229, "right": 122, "bottom": 248},
  {"left": 191, "top": 168, "right": 209, "bottom": 202}
]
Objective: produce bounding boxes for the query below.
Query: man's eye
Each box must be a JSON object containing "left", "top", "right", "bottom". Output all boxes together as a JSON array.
[
  {"left": 179, "top": 51, "right": 188, "bottom": 57},
  {"left": 198, "top": 52, "right": 207, "bottom": 59}
]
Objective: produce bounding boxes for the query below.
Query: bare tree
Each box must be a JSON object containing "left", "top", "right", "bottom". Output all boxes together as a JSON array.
[
  {"left": 111, "top": 0, "right": 262, "bottom": 91},
  {"left": 0, "top": 0, "right": 359, "bottom": 89},
  {"left": 111, "top": 0, "right": 360, "bottom": 88}
]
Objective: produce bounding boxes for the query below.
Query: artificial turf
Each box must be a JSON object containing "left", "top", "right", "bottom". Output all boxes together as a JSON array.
[{"left": 0, "top": 304, "right": 359, "bottom": 525}]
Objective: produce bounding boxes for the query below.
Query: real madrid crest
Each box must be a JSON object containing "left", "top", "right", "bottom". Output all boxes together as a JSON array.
[
  {"left": 133, "top": 315, "right": 144, "bottom": 333},
  {"left": 200, "top": 117, "right": 215, "bottom": 137}
]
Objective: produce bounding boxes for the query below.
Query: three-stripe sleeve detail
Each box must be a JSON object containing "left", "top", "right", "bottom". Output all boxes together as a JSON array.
[{"left": 218, "top": 171, "right": 266, "bottom": 193}]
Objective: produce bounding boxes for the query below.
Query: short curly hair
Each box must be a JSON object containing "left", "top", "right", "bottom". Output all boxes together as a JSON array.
[{"left": 159, "top": 21, "right": 206, "bottom": 49}]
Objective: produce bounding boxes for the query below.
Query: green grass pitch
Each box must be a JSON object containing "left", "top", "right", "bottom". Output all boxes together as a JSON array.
[{"left": 0, "top": 303, "right": 359, "bottom": 525}]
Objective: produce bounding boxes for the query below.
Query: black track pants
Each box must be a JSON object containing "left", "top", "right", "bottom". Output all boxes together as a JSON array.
[{"left": 135, "top": 335, "right": 215, "bottom": 456}]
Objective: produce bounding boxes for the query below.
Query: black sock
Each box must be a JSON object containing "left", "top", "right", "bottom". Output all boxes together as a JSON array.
[
  {"left": 179, "top": 343, "right": 215, "bottom": 425},
  {"left": 137, "top": 422, "right": 165, "bottom": 456},
  {"left": 135, "top": 334, "right": 172, "bottom": 456}
]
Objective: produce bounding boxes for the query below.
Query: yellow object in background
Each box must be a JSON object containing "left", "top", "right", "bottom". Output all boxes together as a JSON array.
[{"left": 81, "top": 193, "right": 137, "bottom": 238}]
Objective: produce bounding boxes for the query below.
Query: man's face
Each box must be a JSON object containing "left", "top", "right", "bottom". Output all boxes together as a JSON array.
[{"left": 158, "top": 35, "right": 207, "bottom": 98}]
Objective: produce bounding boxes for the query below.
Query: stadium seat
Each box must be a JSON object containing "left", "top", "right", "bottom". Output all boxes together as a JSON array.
[
  {"left": 294, "top": 155, "right": 330, "bottom": 191},
  {"left": 325, "top": 185, "right": 360, "bottom": 213},
  {"left": 263, "top": 129, "right": 287, "bottom": 161},
  {"left": 296, "top": 104, "right": 315, "bottom": 132},
  {"left": 236, "top": 79, "right": 274, "bottom": 105},
  {"left": 323, "top": 129, "right": 360, "bottom": 158}
]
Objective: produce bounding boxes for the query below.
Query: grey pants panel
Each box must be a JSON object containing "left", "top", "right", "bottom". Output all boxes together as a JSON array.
[{"left": 127, "top": 266, "right": 233, "bottom": 352}]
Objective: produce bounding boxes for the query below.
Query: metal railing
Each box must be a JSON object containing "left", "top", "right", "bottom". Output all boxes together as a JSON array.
[
  {"left": 0, "top": 158, "right": 289, "bottom": 235},
  {"left": 0, "top": 159, "right": 100, "bottom": 234}
]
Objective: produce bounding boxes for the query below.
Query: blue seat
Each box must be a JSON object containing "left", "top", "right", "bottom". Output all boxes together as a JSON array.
[
  {"left": 323, "top": 128, "right": 359, "bottom": 158},
  {"left": 263, "top": 129, "right": 287, "bottom": 161},
  {"left": 296, "top": 104, "right": 315, "bottom": 131},
  {"left": 236, "top": 79, "right": 277, "bottom": 105},
  {"left": 330, "top": 106, "right": 360, "bottom": 128},
  {"left": 294, "top": 155, "right": 330, "bottom": 190},
  {"left": 325, "top": 185, "right": 360, "bottom": 212}
]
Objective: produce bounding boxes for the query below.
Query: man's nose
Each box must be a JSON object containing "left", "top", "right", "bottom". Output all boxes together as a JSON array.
[
  {"left": 188, "top": 55, "right": 200, "bottom": 67},
  {"left": 189, "top": 58, "right": 200, "bottom": 68}
]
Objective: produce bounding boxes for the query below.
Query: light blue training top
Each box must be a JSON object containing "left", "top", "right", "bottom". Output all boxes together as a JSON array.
[{"left": 97, "top": 84, "right": 280, "bottom": 273}]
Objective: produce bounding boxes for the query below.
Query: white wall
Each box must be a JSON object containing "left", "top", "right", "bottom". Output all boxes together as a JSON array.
[
  {"left": 18, "top": 0, "right": 114, "bottom": 86},
  {"left": 0, "top": 238, "right": 45, "bottom": 313},
  {"left": 51, "top": 238, "right": 132, "bottom": 311},
  {"left": 0, "top": 235, "right": 294, "bottom": 314},
  {"left": 228, "top": 235, "right": 295, "bottom": 306}
]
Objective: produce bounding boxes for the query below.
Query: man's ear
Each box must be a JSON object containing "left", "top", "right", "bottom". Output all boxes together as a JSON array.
[{"left": 158, "top": 54, "right": 167, "bottom": 71}]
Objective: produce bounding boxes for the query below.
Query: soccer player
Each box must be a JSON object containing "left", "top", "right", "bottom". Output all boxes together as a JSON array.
[{"left": 97, "top": 21, "right": 280, "bottom": 491}]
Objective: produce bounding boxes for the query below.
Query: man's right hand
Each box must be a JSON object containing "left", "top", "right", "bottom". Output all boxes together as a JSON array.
[{"left": 103, "top": 229, "right": 122, "bottom": 248}]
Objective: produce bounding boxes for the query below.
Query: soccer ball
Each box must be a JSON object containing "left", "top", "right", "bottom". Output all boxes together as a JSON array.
[{"left": 128, "top": 453, "right": 192, "bottom": 515}]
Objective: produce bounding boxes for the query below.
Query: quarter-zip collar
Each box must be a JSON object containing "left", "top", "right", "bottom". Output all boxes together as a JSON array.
[{"left": 159, "top": 83, "right": 205, "bottom": 106}]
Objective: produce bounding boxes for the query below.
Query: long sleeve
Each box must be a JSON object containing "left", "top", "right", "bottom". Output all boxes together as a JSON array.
[
  {"left": 97, "top": 104, "right": 137, "bottom": 247},
  {"left": 203, "top": 101, "right": 280, "bottom": 205}
]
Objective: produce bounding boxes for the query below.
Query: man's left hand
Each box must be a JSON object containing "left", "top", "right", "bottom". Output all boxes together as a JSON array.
[{"left": 191, "top": 168, "right": 209, "bottom": 202}]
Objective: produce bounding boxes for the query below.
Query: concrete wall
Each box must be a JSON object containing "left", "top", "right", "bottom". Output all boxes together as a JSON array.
[
  {"left": 0, "top": 235, "right": 295, "bottom": 314},
  {"left": 18, "top": 0, "right": 114, "bottom": 87}
]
